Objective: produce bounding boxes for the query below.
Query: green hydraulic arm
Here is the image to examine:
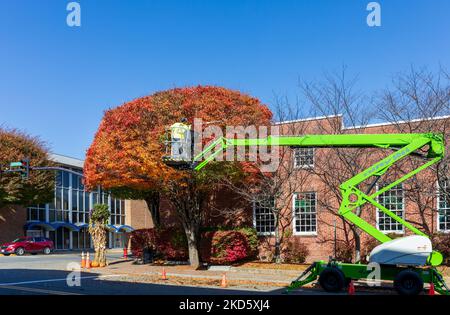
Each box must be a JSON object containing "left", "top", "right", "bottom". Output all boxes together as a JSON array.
[{"left": 190, "top": 132, "right": 446, "bottom": 265}]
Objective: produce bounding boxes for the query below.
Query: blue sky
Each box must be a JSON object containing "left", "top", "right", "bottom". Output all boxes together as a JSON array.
[{"left": 1, "top": 0, "right": 449, "bottom": 159}]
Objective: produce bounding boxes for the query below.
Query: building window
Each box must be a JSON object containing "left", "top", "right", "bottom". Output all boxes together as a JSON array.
[
  {"left": 438, "top": 180, "right": 450, "bottom": 232},
  {"left": 377, "top": 183, "right": 404, "bottom": 233},
  {"left": 253, "top": 198, "right": 276, "bottom": 235},
  {"left": 293, "top": 147, "right": 314, "bottom": 168},
  {"left": 293, "top": 192, "right": 317, "bottom": 234},
  {"left": 27, "top": 204, "right": 46, "bottom": 221}
]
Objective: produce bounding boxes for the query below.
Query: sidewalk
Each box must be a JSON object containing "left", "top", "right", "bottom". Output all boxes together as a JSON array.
[{"left": 93, "top": 259, "right": 302, "bottom": 288}]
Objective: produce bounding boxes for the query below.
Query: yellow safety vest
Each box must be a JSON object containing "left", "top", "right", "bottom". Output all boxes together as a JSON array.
[{"left": 171, "top": 123, "right": 190, "bottom": 139}]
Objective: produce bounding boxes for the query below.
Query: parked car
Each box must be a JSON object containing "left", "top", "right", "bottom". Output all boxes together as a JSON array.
[{"left": 0, "top": 236, "right": 54, "bottom": 256}]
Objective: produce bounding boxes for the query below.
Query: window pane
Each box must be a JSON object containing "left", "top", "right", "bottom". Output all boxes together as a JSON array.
[
  {"left": 72, "top": 190, "right": 78, "bottom": 211},
  {"left": 55, "top": 188, "right": 62, "bottom": 209},
  {"left": 294, "top": 192, "right": 317, "bottom": 233},
  {"left": 294, "top": 147, "right": 314, "bottom": 168},
  {"left": 254, "top": 198, "right": 276, "bottom": 234},
  {"left": 378, "top": 183, "right": 404, "bottom": 232},
  {"left": 62, "top": 172, "right": 70, "bottom": 188},
  {"left": 63, "top": 189, "right": 69, "bottom": 210},
  {"left": 438, "top": 180, "right": 450, "bottom": 231}
]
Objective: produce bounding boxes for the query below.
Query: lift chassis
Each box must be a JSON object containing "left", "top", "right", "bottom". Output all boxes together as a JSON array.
[{"left": 164, "top": 130, "right": 449, "bottom": 295}]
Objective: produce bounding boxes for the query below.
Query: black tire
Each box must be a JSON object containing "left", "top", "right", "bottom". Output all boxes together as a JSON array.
[
  {"left": 318, "top": 267, "right": 346, "bottom": 292},
  {"left": 394, "top": 270, "right": 424, "bottom": 295},
  {"left": 3, "top": 254, "right": 10, "bottom": 256},
  {"left": 15, "top": 247, "right": 25, "bottom": 256},
  {"left": 43, "top": 247, "right": 51, "bottom": 255}
]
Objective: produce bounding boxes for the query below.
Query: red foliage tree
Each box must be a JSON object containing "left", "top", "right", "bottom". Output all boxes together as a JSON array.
[{"left": 84, "top": 86, "right": 272, "bottom": 268}]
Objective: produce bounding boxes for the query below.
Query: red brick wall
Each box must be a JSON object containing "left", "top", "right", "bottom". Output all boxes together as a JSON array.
[
  {"left": 0, "top": 205, "right": 27, "bottom": 244},
  {"left": 125, "top": 200, "right": 154, "bottom": 230}
]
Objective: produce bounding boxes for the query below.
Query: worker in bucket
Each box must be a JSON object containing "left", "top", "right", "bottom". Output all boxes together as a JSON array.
[{"left": 170, "top": 118, "right": 191, "bottom": 161}]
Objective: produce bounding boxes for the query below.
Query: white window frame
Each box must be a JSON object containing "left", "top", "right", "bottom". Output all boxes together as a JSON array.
[
  {"left": 376, "top": 183, "right": 405, "bottom": 234},
  {"left": 292, "top": 192, "right": 318, "bottom": 236},
  {"left": 293, "top": 147, "right": 315, "bottom": 169},
  {"left": 437, "top": 179, "right": 450, "bottom": 233},
  {"left": 253, "top": 199, "right": 276, "bottom": 236}
]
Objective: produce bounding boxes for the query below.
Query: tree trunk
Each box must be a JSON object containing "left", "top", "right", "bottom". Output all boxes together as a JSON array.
[
  {"left": 273, "top": 211, "right": 281, "bottom": 264},
  {"left": 353, "top": 206, "right": 363, "bottom": 263},
  {"left": 184, "top": 226, "right": 200, "bottom": 269},
  {"left": 353, "top": 229, "right": 361, "bottom": 263}
]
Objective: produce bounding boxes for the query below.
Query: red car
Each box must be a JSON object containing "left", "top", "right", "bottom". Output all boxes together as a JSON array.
[{"left": 0, "top": 236, "right": 54, "bottom": 256}]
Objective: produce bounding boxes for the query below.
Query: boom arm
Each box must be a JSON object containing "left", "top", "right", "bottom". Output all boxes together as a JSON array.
[{"left": 190, "top": 133, "right": 445, "bottom": 261}]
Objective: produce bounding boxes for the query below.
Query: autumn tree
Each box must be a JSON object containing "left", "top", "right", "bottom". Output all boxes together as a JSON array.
[
  {"left": 0, "top": 128, "right": 54, "bottom": 209},
  {"left": 84, "top": 86, "right": 272, "bottom": 268}
]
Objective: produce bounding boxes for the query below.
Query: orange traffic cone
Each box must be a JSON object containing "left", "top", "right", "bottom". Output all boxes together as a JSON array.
[
  {"left": 348, "top": 280, "right": 355, "bottom": 295},
  {"left": 161, "top": 267, "right": 167, "bottom": 280},
  {"left": 81, "top": 251, "right": 86, "bottom": 268},
  {"left": 86, "top": 252, "right": 91, "bottom": 270},
  {"left": 221, "top": 274, "right": 227, "bottom": 288},
  {"left": 429, "top": 283, "right": 435, "bottom": 295}
]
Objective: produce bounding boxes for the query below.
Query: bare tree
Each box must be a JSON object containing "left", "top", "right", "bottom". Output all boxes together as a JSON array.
[
  {"left": 299, "top": 66, "right": 376, "bottom": 262},
  {"left": 375, "top": 66, "right": 450, "bottom": 235}
]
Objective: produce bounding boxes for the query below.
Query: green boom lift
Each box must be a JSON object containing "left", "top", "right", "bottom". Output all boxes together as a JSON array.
[{"left": 163, "top": 129, "right": 449, "bottom": 295}]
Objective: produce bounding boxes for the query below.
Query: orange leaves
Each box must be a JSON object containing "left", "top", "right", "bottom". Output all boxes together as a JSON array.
[{"left": 84, "top": 86, "right": 273, "bottom": 195}]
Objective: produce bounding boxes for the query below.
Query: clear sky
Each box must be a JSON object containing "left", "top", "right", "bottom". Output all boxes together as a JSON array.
[{"left": 1, "top": 0, "right": 449, "bottom": 159}]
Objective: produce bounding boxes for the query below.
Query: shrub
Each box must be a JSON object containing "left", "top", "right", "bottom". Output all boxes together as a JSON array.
[
  {"left": 212, "top": 231, "right": 250, "bottom": 264},
  {"left": 431, "top": 233, "right": 450, "bottom": 266},
  {"left": 334, "top": 241, "right": 354, "bottom": 263},
  {"left": 200, "top": 230, "right": 251, "bottom": 264},
  {"left": 233, "top": 227, "right": 258, "bottom": 257},
  {"left": 130, "top": 226, "right": 188, "bottom": 260},
  {"left": 361, "top": 238, "right": 380, "bottom": 263},
  {"left": 130, "top": 229, "right": 157, "bottom": 257},
  {"left": 131, "top": 226, "right": 256, "bottom": 264},
  {"left": 282, "top": 237, "right": 309, "bottom": 264},
  {"left": 157, "top": 226, "right": 189, "bottom": 260}
]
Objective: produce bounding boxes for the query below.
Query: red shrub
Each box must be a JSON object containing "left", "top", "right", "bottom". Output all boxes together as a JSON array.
[
  {"left": 201, "top": 230, "right": 250, "bottom": 264},
  {"left": 130, "top": 226, "right": 188, "bottom": 260},
  {"left": 131, "top": 227, "right": 254, "bottom": 264},
  {"left": 130, "top": 229, "right": 156, "bottom": 257},
  {"left": 156, "top": 226, "right": 189, "bottom": 260}
]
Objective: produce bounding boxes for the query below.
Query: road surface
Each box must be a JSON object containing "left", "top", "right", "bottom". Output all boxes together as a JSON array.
[{"left": 0, "top": 252, "right": 331, "bottom": 295}]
